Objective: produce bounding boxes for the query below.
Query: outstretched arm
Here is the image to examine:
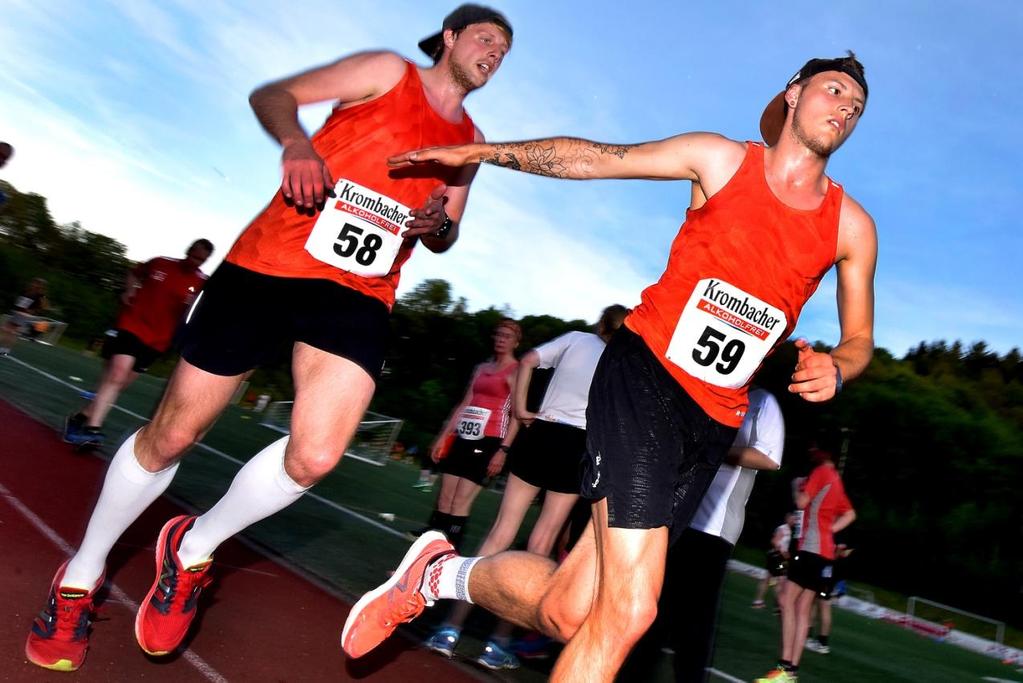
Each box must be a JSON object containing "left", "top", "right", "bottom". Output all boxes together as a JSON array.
[{"left": 389, "top": 132, "right": 740, "bottom": 182}]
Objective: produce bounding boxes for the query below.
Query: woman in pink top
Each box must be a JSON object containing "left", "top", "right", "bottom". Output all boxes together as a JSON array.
[{"left": 413, "top": 319, "right": 521, "bottom": 550}]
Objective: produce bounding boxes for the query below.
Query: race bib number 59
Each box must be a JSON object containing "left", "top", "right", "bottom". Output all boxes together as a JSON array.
[
  {"left": 665, "top": 278, "right": 787, "bottom": 388},
  {"left": 304, "top": 179, "right": 411, "bottom": 277}
]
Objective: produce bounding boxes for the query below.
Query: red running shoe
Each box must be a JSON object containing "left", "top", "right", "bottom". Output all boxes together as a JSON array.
[
  {"left": 134, "top": 515, "right": 213, "bottom": 656},
  {"left": 25, "top": 560, "right": 103, "bottom": 672},
  {"left": 341, "top": 530, "right": 454, "bottom": 658}
]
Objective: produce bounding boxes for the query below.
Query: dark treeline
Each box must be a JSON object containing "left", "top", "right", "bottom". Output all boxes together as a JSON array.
[{"left": 2, "top": 180, "right": 1020, "bottom": 628}]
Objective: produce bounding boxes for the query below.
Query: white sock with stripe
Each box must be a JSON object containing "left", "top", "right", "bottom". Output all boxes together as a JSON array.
[{"left": 422, "top": 554, "right": 482, "bottom": 604}]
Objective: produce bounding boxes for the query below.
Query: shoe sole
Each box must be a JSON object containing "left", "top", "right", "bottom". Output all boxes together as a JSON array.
[
  {"left": 24, "top": 651, "right": 77, "bottom": 672},
  {"left": 341, "top": 530, "right": 449, "bottom": 657},
  {"left": 476, "top": 658, "right": 519, "bottom": 670},
  {"left": 134, "top": 515, "right": 189, "bottom": 656}
]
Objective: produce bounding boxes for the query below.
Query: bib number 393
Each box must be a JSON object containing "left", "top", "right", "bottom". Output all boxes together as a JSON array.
[
  {"left": 304, "top": 178, "right": 411, "bottom": 277},
  {"left": 456, "top": 406, "right": 491, "bottom": 441},
  {"left": 665, "top": 278, "right": 787, "bottom": 388}
]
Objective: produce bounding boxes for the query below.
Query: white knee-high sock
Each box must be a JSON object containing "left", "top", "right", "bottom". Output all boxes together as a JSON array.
[
  {"left": 63, "top": 430, "right": 179, "bottom": 589},
  {"left": 177, "top": 436, "right": 308, "bottom": 567}
]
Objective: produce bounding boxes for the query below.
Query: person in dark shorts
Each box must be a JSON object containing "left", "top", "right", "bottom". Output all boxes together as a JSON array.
[
  {"left": 422, "top": 305, "right": 628, "bottom": 669},
  {"left": 753, "top": 512, "right": 797, "bottom": 610},
  {"left": 63, "top": 240, "right": 213, "bottom": 447},
  {"left": 766, "top": 447, "right": 856, "bottom": 679},
  {"left": 25, "top": 4, "right": 512, "bottom": 673},
  {"left": 805, "top": 542, "right": 854, "bottom": 654},
  {"left": 344, "top": 53, "right": 876, "bottom": 683},
  {"left": 414, "top": 318, "right": 521, "bottom": 551}
]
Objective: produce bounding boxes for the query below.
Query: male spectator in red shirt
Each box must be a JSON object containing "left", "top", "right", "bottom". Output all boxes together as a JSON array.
[
  {"left": 64, "top": 239, "right": 213, "bottom": 446},
  {"left": 758, "top": 447, "right": 856, "bottom": 681}
]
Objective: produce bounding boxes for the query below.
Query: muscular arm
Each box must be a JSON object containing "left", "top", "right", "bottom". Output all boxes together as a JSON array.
[
  {"left": 725, "top": 446, "right": 781, "bottom": 470},
  {"left": 417, "top": 127, "right": 485, "bottom": 254},
  {"left": 831, "top": 197, "right": 877, "bottom": 382},
  {"left": 789, "top": 197, "right": 876, "bottom": 402},
  {"left": 390, "top": 132, "right": 745, "bottom": 183},
  {"left": 249, "top": 51, "right": 407, "bottom": 208}
]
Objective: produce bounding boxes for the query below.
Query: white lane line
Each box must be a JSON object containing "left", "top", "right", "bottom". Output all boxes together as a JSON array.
[
  {"left": 0, "top": 481, "right": 228, "bottom": 683},
  {"left": 709, "top": 667, "right": 747, "bottom": 683},
  {"left": 4, "top": 355, "right": 407, "bottom": 540}
]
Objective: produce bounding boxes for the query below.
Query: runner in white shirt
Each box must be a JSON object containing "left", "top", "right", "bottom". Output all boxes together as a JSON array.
[
  {"left": 423, "top": 305, "right": 629, "bottom": 670},
  {"left": 628, "top": 387, "right": 784, "bottom": 682}
]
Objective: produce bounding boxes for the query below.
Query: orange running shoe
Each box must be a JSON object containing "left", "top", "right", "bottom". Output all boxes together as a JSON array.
[
  {"left": 134, "top": 515, "right": 213, "bottom": 656},
  {"left": 341, "top": 530, "right": 455, "bottom": 658},
  {"left": 25, "top": 561, "right": 103, "bottom": 672}
]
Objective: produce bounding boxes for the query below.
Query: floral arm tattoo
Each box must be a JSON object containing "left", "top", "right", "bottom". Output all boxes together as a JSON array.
[{"left": 479, "top": 138, "right": 633, "bottom": 179}]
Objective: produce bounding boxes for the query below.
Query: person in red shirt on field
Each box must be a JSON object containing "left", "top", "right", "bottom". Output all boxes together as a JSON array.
[
  {"left": 64, "top": 239, "right": 213, "bottom": 447},
  {"left": 768, "top": 446, "right": 856, "bottom": 679}
]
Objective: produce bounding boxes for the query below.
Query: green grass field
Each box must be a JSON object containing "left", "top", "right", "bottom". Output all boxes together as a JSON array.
[{"left": 1, "top": 341, "right": 1019, "bottom": 683}]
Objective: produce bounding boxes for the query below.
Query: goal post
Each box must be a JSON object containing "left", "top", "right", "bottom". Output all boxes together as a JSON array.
[
  {"left": 905, "top": 596, "right": 1004, "bottom": 647},
  {"left": 0, "top": 314, "right": 68, "bottom": 346},
  {"left": 258, "top": 401, "right": 402, "bottom": 467}
]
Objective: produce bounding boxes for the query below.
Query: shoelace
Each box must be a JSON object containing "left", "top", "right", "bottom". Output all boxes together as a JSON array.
[{"left": 44, "top": 593, "right": 92, "bottom": 639}]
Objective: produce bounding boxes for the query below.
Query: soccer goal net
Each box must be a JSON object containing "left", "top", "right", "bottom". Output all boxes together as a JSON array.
[
  {"left": 1, "top": 314, "right": 68, "bottom": 346},
  {"left": 258, "top": 401, "right": 403, "bottom": 467},
  {"left": 905, "top": 596, "right": 1004, "bottom": 647}
]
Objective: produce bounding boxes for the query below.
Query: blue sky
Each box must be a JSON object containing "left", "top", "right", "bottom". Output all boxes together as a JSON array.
[{"left": 2, "top": 1, "right": 1020, "bottom": 356}]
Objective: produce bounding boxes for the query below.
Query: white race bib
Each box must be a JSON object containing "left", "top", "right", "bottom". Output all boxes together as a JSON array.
[
  {"left": 304, "top": 179, "right": 411, "bottom": 277},
  {"left": 666, "top": 278, "right": 787, "bottom": 388},
  {"left": 14, "top": 296, "right": 32, "bottom": 310},
  {"left": 455, "top": 406, "right": 491, "bottom": 441}
]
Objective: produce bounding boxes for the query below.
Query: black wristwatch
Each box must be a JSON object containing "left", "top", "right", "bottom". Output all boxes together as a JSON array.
[
  {"left": 497, "top": 444, "right": 510, "bottom": 453},
  {"left": 434, "top": 216, "right": 454, "bottom": 239}
]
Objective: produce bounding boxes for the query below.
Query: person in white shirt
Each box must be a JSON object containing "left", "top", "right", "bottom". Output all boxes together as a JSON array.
[{"left": 423, "top": 305, "right": 628, "bottom": 670}]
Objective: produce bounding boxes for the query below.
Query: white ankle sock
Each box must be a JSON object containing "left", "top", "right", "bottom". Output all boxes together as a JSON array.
[
  {"left": 422, "top": 554, "right": 481, "bottom": 604},
  {"left": 177, "top": 436, "right": 308, "bottom": 567},
  {"left": 63, "top": 430, "right": 179, "bottom": 589}
]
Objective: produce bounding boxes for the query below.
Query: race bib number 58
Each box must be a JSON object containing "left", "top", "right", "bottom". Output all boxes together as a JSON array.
[
  {"left": 304, "top": 179, "right": 411, "bottom": 277},
  {"left": 665, "top": 278, "right": 787, "bottom": 388}
]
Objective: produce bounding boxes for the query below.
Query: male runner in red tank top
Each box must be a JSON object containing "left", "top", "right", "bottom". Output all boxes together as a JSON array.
[
  {"left": 345, "top": 54, "right": 876, "bottom": 683},
  {"left": 25, "top": 4, "right": 513, "bottom": 673}
]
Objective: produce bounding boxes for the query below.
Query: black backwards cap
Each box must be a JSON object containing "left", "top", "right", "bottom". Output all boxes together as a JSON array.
[
  {"left": 418, "top": 4, "right": 513, "bottom": 62},
  {"left": 760, "top": 53, "right": 868, "bottom": 146}
]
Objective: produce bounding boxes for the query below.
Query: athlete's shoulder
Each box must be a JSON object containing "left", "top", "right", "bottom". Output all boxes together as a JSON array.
[
  {"left": 342, "top": 50, "right": 409, "bottom": 87},
  {"left": 837, "top": 191, "right": 877, "bottom": 259}
]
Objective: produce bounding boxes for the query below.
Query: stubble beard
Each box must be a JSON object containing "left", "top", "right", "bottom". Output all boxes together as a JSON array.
[
  {"left": 448, "top": 60, "right": 481, "bottom": 95},
  {"left": 791, "top": 114, "right": 837, "bottom": 159}
]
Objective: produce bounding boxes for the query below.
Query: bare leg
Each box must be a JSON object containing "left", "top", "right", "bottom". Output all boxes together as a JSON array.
[
  {"left": 449, "top": 477, "right": 484, "bottom": 517},
  {"left": 790, "top": 590, "right": 817, "bottom": 665},
  {"left": 777, "top": 578, "right": 798, "bottom": 660},
  {"left": 819, "top": 598, "right": 832, "bottom": 639},
  {"left": 446, "top": 474, "right": 540, "bottom": 630},
  {"left": 82, "top": 354, "right": 139, "bottom": 428},
  {"left": 489, "top": 488, "right": 579, "bottom": 642},
  {"left": 549, "top": 500, "right": 667, "bottom": 683},
  {"left": 435, "top": 474, "right": 462, "bottom": 514}
]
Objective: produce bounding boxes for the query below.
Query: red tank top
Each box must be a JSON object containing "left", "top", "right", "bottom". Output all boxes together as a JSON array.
[
  {"left": 626, "top": 142, "right": 841, "bottom": 427},
  {"left": 226, "top": 61, "right": 476, "bottom": 308},
  {"left": 469, "top": 360, "right": 518, "bottom": 438}
]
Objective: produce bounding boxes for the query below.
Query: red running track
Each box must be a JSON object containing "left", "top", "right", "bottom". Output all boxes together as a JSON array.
[{"left": 0, "top": 399, "right": 482, "bottom": 682}]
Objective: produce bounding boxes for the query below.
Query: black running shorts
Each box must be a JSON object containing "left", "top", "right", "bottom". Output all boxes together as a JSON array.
[
  {"left": 180, "top": 262, "right": 390, "bottom": 378},
  {"left": 102, "top": 329, "right": 162, "bottom": 373},
  {"left": 766, "top": 549, "right": 789, "bottom": 577},
  {"left": 787, "top": 551, "right": 835, "bottom": 599},
  {"left": 508, "top": 419, "right": 587, "bottom": 494},
  {"left": 439, "top": 435, "right": 503, "bottom": 486},
  {"left": 580, "top": 327, "right": 737, "bottom": 543}
]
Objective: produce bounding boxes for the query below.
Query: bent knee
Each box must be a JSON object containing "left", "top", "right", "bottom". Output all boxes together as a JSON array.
[
  {"left": 285, "top": 446, "right": 342, "bottom": 486},
  {"left": 538, "top": 592, "right": 587, "bottom": 642},
  {"left": 139, "top": 425, "right": 198, "bottom": 467}
]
